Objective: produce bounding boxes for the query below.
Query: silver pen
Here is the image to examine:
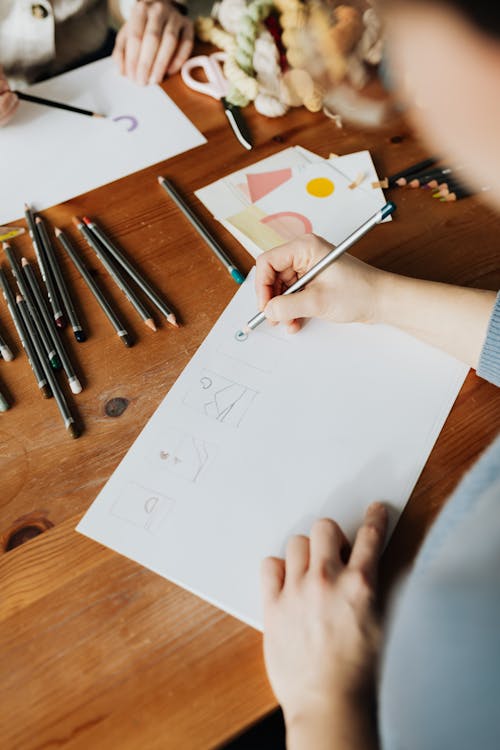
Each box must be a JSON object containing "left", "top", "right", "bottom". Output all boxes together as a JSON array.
[{"left": 244, "top": 202, "right": 396, "bottom": 332}]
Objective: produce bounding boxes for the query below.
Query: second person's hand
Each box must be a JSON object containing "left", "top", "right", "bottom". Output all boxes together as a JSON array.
[
  {"left": 113, "top": 0, "right": 194, "bottom": 85},
  {"left": 0, "top": 66, "right": 18, "bottom": 126}
]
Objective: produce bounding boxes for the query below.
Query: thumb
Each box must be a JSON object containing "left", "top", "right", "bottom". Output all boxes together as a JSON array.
[{"left": 265, "top": 287, "right": 321, "bottom": 323}]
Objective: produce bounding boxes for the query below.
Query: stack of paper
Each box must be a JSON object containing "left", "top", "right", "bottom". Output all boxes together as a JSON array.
[{"left": 196, "top": 147, "right": 389, "bottom": 258}]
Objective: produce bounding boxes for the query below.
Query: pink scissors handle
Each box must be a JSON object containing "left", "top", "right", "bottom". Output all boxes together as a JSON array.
[{"left": 181, "top": 52, "right": 229, "bottom": 100}]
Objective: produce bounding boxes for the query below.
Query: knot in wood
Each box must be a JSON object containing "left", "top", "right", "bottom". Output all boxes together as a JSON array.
[{"left": 105, "top": 397, "right": 129, "bottom": 418}]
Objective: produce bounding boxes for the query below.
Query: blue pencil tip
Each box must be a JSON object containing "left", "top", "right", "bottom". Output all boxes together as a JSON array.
[{"left": 231, "top": 268, "right": 246, "bottom": 284}]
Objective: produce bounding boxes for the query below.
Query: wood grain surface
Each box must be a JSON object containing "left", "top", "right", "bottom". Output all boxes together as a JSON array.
[{"left": 1, "top": 63, "right": 499, "bottom": 750}]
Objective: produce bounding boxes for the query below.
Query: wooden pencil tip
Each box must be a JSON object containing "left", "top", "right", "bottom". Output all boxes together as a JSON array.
[
  {"left": 409, "top": 179, "right": 419, "bottom": 188},
  {"left": 395, "top": 178, "right": 406, "bottom": 186},
  {"left": 15, "top": 294, "right": 23, "bottom": 303},
  {"left": 21, "top": 257, "right": 29, "bottom": 266},
  {"left": 24, "top": 202, "right": 31, "bottom": 211},
  {"left": 72, "top": 216, "right": 82, "bottom": 229},
  {"left": 82, "top": 216, "right": 92, "bottom": 226},
  {"left": 35, "top": 216, "right": 42, "bottom": 224},
  {"left": 93, "top": 113, "right": 106, "bottom": 118},
  {"left": 157, "top": 176, "right": 165, "bottom": 185},
  {"left": 68, "top": 422, "right": 81, "bottom": 439},
  {"left": 54, "top": 227, "right": 62, "bottom": 237},
  {"left": 2, "top": 241, "right": 10, "bottom": 250},
  {"left": 145, "top": 318, "right": 157, "bottom": 332},
  {"left": 167, "top": 313, "right": 178, "bottom": 328}
]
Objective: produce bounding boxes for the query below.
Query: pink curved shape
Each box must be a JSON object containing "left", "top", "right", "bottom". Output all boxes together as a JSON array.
[
  {"left": 260, "top": 211, "right": 313, "bottom": 241},
  {"left": 112, "top": 114, "right": 139, "bottom": 132}
]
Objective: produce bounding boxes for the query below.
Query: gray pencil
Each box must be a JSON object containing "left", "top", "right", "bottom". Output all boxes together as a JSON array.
[
  {"left": 0, "top": 268, "right": 51, "bottom": 398},
  {"left": 17, "top": 295, "right": 79, "bottom": 438},
  {"left": 55, "top": 228, "right": 133, "bottom": 348},
  {"left": 24, "top": 205, "right": 64, "bottom": 328},
  {"left": 0, "top": 384, "right": 9, "bottom": 412},
  {"left": 36, "top": 216, "right": 80, "bottom": 334},
  {"left": 72, "top": 217, "right": 156, "bottom": 332},
  {"left": 0, "top": 313, "right": 13, "bottom": 361},
  {"left": 34, "top": 217, "right": 86, "bottom": 342},
  {"left": 2, "top": 241, "right": 61, "bottom": 370},
  {"left": 82, "top": 216, "right": 178, "bottom": 327},
  {"left": 35, "top": 215, "right": 69, "bottom": 330},
  {"left": 157, "top": 176, "right": 245, "bottom": 285},
  {"left": 244, "top": 202, "right": 397, "bottom": 332},
  {"left": 21, "top": 258, "right": 82, "bottom": 394}
]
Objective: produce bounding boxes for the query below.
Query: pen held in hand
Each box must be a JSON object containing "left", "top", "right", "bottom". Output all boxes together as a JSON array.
[{"left": 243, "top": 202, "right": 397, "bottom": 333}]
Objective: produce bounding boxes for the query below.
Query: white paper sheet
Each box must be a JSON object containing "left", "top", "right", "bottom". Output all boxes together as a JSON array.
[
  {"left": 77, "top": 271, "right": 468, "bottom": 629},
  {"left": 1, "top": 57, "right": 206, "bottom": 224}
]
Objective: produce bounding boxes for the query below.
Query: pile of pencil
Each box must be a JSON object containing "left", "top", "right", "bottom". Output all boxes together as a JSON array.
[
  {"left": 0, "top": 205, "right": 177, "bottom": 436},
  {"left": 387, "top": 158, "right": 489, "bottom": 202}
]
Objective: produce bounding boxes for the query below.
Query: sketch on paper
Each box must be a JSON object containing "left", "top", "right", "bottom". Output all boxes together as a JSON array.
[
  {"left": 110, "top": 483, "right": 174, "bottom": 533},
  {"left": 157, "top": 428, "right": 217, "bottom": 482},
  {"left": 184, "top": 369, "right": 258, "bottom": 427},
  {"left": 112, "top": 114, "right": 139, "bottom": 132}
]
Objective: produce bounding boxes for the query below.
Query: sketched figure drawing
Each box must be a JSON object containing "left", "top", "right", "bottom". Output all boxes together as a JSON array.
[
  {"left": 184, "top": 369, "right": 258, "bottom": 427},
  {"left": 158, "top": 428, "right": 216, "bottom": 482},
  {"left": 110, "top": 483, "right": 174, "bottom": 533}
]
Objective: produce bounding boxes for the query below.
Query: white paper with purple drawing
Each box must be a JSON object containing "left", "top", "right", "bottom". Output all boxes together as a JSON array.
[
  {"left": 1, "top": 57, "right": 206, "bottom": 224},
  {"left": 78, "top": 269, "right": 468, "bottom": 630}
]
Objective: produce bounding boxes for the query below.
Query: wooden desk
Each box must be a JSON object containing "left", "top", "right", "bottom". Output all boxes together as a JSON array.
[{"left": 1, "top": 71, "right": 499, "bottom": 750}]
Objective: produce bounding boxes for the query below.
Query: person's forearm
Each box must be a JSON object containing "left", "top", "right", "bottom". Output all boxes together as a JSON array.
[
  {"left": 374, "top": 272, "right": 496, "bottom": 368},
  {"left": 285, "top": 694, "right": 379, "bottom": 750}
]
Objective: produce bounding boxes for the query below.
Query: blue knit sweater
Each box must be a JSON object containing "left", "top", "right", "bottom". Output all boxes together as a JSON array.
[{"left": 379, "top": 292, "right": 500, "bottom": 749}]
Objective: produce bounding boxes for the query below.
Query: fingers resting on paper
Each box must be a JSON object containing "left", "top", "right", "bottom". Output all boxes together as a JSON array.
[
  {"left": 261, "top": 503, "right": 388, "bottom": 717},
  {"left": 113, "top": 1, "right": 194, "bottom": 85},
  {"left": 254, "top": 234, "right": 387, "bottom": 331}
]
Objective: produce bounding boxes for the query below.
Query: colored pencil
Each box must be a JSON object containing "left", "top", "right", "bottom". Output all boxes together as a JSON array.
[
  {"left": 24, "top": 204, "right": 65, "bottom": 328},
  {"left": 440, "top": 187, "right": 475, "bottom": 202},
  {"left": 390, "top": 158, "right": 439, "bottom": 187},
  {"left": 2, "top": 241, "right": 61, "bottom": 370},
  {"left": 0, "top": 315, "right": 13, "bottom": 361},
  {"left": 34, "top": 216, "right": 66, "bottom": 329},
  {"left": 244, "top": 202, "right": 397, "bottom": 332},
  {"left": 37, "top": 219, "right": 86, "bottom": 341},
  {"left": 0, "top": 385, "right": 9, "bottom": 412},
  {"left": 17, "top": 295, "right": 80, "bottom": 438},
  {"left": 73, "top": 217, "right": 157, "bottom": 332},
  {"left": 433, "top": 179, "right": 465, "bottom": 198},
  {"left": 21, "top": 258, "right": 82, "bottom": 394},
  {"left": 55, "top": 228, "right": 133, "bottom": 347},
  {"left": 0, "top": 226, "right": 25, "bottom": 242},
  {"left": 0, "top": 268, "right": 51, "bottom": 398},
  {"left": 158, "top": 176, "right": 246, "bottom": 285},
  {"left": 14, "top": 91, "right": 105, "bottom": 119},
  {"left": 408, "top": 167, "right": 454, "bottom": 188},
  {"left": 82, "top": 216, "right": 178, "bottom": 328}
]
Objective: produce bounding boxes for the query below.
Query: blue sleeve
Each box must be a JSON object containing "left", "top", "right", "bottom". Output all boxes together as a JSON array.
[
  {"left": 477, "top": 291, "right": 500, "bottom": 386},
  {"left": 379, "top": 437, "right": 500, "bottom": 750}
]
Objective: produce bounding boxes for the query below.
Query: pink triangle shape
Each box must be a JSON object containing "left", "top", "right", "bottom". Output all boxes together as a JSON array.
[{"left": 246, "top": 168, "right": 293, "bottom": 202}]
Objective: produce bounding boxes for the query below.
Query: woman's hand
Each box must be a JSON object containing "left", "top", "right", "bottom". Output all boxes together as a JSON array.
[
  {"left": 255, "top": 234, "right": 387, "bottom": 333},
  {"left": 261, "top": 503, "right": 388, "bottom": 749},
  {"left": 113, "top": 0, "right": 194, "bottom": 85},
  {"left": 0, "top": 67, "right": 18, "bottom": 126}
]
